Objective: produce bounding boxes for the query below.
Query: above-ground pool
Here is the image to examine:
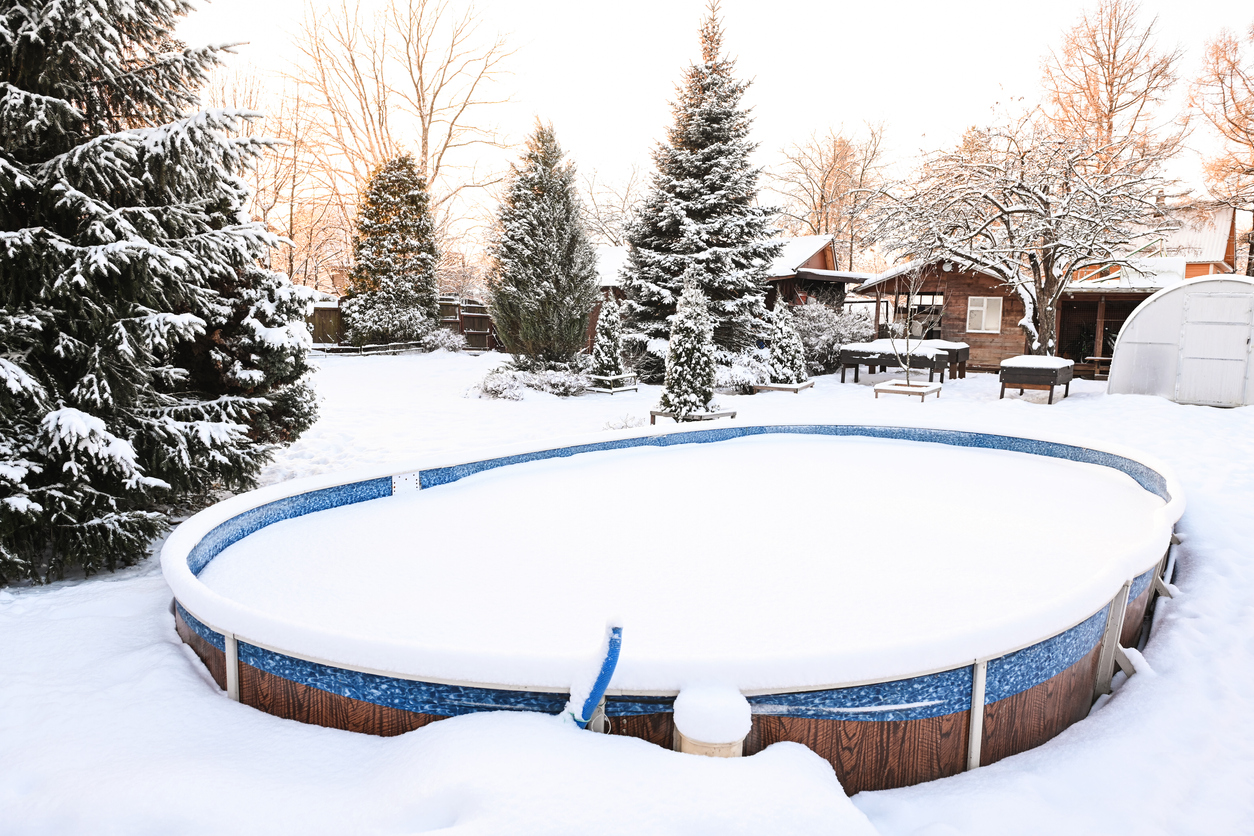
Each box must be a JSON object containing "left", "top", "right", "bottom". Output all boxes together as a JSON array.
[{"left": 163, "top": 424, "right": 1183, "bottom": 793}]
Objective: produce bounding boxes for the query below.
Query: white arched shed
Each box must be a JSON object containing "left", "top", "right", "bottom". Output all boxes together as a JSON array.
[{"left": 1108, "top": 276, "right": 1254, "bottom": 407}]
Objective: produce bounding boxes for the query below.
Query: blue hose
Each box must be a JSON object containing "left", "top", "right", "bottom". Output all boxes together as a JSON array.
[{"left": 575, "top": 625, "right": 622, "bottom": 728}]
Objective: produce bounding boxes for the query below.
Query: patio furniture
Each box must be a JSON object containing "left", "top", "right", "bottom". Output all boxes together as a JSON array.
[{"left": 999, "top": 356, "right": 1074, "bottom": 404}]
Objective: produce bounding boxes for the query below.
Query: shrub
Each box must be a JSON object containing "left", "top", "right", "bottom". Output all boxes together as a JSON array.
[{"left": 792, "top": 304, "right": 875, "bottom": 374}]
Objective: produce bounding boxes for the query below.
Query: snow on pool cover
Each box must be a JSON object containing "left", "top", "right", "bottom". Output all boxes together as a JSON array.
[
  {"left": 197, "top": 434, "right": 1161, "bottom": 691},
  {"left": 162, "top": 423, "right": 1182, "bottom": 789}
]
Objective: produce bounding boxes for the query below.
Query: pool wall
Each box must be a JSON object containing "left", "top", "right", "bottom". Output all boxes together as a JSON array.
[{"left": 164, "top": 423, "right": 1183, "bottom": 793}]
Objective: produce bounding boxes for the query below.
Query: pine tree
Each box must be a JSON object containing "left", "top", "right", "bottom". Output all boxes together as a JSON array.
[
  {"left": 488, "top": 123, "right": 599, "bottom": 370},
  {"left": 767, "top": 304, "right": 807, "bottom": 384},
  {"left": 590, "top": 293, "right": 626, "bottom": 379},
  {"left": 659, "top": 283, "right": 718, "bottom": 420},
  {"left": 0, "top": 1, "right": 316, "bottom": 583},
  {"left": 622, "top": 2, "right": 782, "bottom": 383},
  {"left": 342, "top": 155, "right": 440, "bottom": 346}
]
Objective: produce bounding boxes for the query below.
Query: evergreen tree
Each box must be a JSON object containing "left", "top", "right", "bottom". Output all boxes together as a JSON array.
[
  {"left": 590, "top": 293, "right": 626, "bottom": 379},
  {"left": 659, "top": 283, "right": 718, "bottom": 420},
  {"left": 622, "top": 2, "right": 782, "bottom": 383},
  {"left": 767, "top": 304, "right": 807, "bottom": 384},
  {"left": 342, "top": 155, "right": 440, "bottom": 346},
  {"left": 488, "top": 123, "right": 599, "bottom": 369},
  {"left": 0, "top": 1, "right": 316, "bottom": 583}
]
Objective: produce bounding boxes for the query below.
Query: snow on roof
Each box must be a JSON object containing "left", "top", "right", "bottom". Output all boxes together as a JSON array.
[
  {"left": 1155, "top": 206, "right": 1235, "bottom": 265},
  {"left": 595, "top": 244, "right": 629, "bottom": 287},
  {"left": 765, "top": 235, "right": 834, "bottom": 278},
  {"left": 1065, "top": 256, "right": 1186, "bottom": 292}
]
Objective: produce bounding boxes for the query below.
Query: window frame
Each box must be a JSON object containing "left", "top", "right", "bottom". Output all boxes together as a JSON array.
[{"left": 966, "top": 296, "right": 1004, "bottom": 334}]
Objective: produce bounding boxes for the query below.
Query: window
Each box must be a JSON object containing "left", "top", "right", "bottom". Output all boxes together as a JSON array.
[{"left": 967, "top": 297, "right": 1003, "bottom": 333}]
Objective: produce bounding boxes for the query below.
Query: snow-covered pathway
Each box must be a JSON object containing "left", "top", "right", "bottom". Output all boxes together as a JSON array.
[{"left": 2, "top": 351, "right": 1252, "bottom": 834}]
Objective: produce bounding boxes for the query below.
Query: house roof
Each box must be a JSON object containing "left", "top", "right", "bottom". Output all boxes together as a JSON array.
[
  {"left": 766, "top": 235, "right": 834, "bottom": 278},
  {"left": 1064, "top": 256, "right": 1187, "bottom": 292},
  {"left": 1153, "top": 205, "right": 1235, "bottom": 265}
]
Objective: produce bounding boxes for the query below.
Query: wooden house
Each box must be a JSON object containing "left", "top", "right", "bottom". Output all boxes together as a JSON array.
[
  {"left": 762, "top": 235, "right": 875, "bottom": 308},
  {"left": 858, "top": 207, "right": 1240, "bottom": 374}
]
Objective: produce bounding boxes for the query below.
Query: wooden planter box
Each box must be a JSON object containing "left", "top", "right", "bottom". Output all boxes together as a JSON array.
[
  {"left": 873, "top": 380, "right": 942, "bottom": 401},
  {"left": 999, "top": 362, "right": 1074, "bottom": 404},
  {"left": 587, "top": 373, "right": 638, "bottom": 394},
  {"left": 752, "top": 380, "right": 814, "bottom": 394}
]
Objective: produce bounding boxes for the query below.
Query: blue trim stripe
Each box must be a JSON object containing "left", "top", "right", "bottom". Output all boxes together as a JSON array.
[
  {"left": 187, "top": 478, "right": 391, "bottom": 576},
  {"left": 1129, "top": 566, "right": 1157, "bottom": 602},
  {"left": 985, "top": 605, "right": 1110, "bottom": 704},
  {"left": 237, "top": 642, "right": 568, "bottom": 716},
  {"left": 417, "top": 426, "right": 1171, "bottom": 502},
  {"left": 176, "top": 601, "right": 225, "bottom": 652},
  {"left": 746, "top": 665, "right": 975, "bottom": 722}
]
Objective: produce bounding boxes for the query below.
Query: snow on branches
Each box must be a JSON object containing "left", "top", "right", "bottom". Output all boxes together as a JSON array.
[
  {"left": 659, "top": 283, "right": 718, "bottom": 420},
  {"left": 870, "top": 118, "right": 1176, "bottom": 353}
]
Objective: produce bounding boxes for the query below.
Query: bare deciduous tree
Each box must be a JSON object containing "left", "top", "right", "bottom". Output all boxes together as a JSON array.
[
  {"left": 1194, "top": 28, "right": 1254, "bottom": 202},
  {"left": 871, "top": 117, "right": 1175, "bottom": 355},
  {"left": 770, "top": 124, "right": 887, "bottom": 272},
  {"left": 580, "top": 166, "right": 643, "bottom": 246},
  {"left": 1041, "top": 0, "right": 1186, "bottom": 169},
  {"left": 291, "top": 0, "right": 510, "bottom": 220}
]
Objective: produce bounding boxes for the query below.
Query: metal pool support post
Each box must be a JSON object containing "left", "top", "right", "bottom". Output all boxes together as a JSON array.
[
  {"left": 224, "top": 633, "right": 240, "bottom": 702},
  {"left": 1094, "top": 581, "right": 1133, "bottom": 698},
  {"left": 966, "top": 660, "right": 988, "bottom": 771}
]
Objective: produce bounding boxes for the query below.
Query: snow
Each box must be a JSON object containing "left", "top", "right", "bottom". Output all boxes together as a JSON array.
[
  {"left": 843, "top": 338, "right": 949, "bottom": 358},
  {"left": 1001, "top": 355, "right": 1076, "bottom": 369},
  {"left": 765, "top": 234, "right": 834, "bottom": 278},
  {"left": 196, "top": 434, "right": 1166, "bottom": 691},
  {"left": 595, "top": 243, "right": 629, "bottom": 287},
  {"left": 674, "top": 684, "right": 753, "bottom": 744},
  {"left": 5, "top": 350, "right": 1254, "bottom": 834}
]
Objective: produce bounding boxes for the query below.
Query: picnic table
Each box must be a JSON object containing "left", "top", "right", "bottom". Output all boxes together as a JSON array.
[{"left": 998, "top": 356, "right": 1074, "bottom": 404}]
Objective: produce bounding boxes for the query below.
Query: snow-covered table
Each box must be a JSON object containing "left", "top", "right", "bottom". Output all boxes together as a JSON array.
[
  {"left": 999, "top": 355, "right": 1075, "bottom": 404},
  {"left": 649, "top": 408, "right": 737, "bottom": 425},
  {"left": 839, "top": 340, "right": 950, "bottom": 383}
]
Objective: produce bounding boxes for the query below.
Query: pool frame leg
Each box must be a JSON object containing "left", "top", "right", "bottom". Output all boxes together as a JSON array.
[
  {"left": 1094, "top": 581, "right": 1132, "bottom": 699},
  {"left": 224, "top": 633, "right": 241, "bottom": 702},
  {"left": 966, "top": 659, "right": 988, "bottom": 771}
]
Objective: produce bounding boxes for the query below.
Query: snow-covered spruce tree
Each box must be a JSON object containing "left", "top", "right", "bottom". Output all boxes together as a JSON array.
[
  {"left": 590, "top": 293, "right": 626, "bottom": 379},
  {"left": 621, "top": 2, "right": 781, "bottom": 383},
  {"left": 342, "top": 155, "right": 440, "bottom": 346},
  {"left": 0, "top": 1, "right": 315, "bottom": 583},
  {"left": 766, "top": 305, "right": 807, "bottom": 384},
  {"left": 488, "top": 123, "right": 599, "bottom": 370},
  {"left": 659, "top": 283, "right": 718, "bottom": 420}
]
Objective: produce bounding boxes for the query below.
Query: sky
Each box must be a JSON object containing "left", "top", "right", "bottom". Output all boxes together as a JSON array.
[{"left": 179, "top": 0, "right": 1250, "bottom": 208}]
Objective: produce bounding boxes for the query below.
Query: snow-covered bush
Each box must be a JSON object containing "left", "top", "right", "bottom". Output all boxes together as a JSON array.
[
  {"left": 472, "top": 367, "right": 589, "bottom": 400},
  {"left": 766, "top": 305, "right": 808, "bottom": 384},
  {"left": 421, "top": 328, "right": 468, "bottom": 353},
  {"left": 591, "top": 293, "right": 626, "bottom": 378},
  {"left": 714, "top": 349, "right": 770, "bottom": 392},
  {"left": 659, "top": 284, "right": 719, "bottom": 419},
  {"left": 792, "top": 304, "right": 875, "bottom": 375}
]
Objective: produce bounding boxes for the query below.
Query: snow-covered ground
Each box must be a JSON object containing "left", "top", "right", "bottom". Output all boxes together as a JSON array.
[{"left": 4, "top": 351, "right": 1254, "bottom": 834}]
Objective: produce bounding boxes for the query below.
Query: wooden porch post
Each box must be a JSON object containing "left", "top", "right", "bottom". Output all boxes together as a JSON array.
[{"left": 1094, "top": 295, "right": 1107, "bottom": 358}]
